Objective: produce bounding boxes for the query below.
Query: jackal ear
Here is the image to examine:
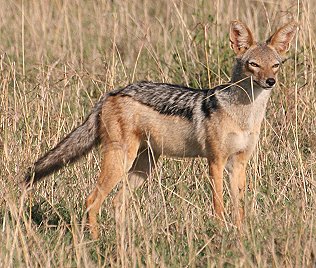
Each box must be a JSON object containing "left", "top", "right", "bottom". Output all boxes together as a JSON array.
[
  {"left": 230, "top": 20, "right": 255, "bottom": 56},
  {"left": 267, "top": 21, "right": 298, "bottom": 55}
]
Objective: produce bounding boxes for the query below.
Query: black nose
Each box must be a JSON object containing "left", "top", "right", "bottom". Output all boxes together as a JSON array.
[{"left": 266, "top": 78, "right": 276, "bottom": 87}]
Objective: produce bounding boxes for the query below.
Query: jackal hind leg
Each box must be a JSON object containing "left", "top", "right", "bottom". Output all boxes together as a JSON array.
[
  {"left": 227, "top": 152, "right": 248, "bottom": 229},
  {"left": 86, "top": 138, "right": 140, "bottom": 240},
  {"left": 112, "top": 147, "right": 159, "bottom": 211}
]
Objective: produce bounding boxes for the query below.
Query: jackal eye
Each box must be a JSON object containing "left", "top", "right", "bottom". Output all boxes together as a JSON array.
[
  {"left": 272, "top": 63, "right": 280, "bottom": 68},
  {"left": 249, "top": 61, "right": 260, "bottom": 68}
]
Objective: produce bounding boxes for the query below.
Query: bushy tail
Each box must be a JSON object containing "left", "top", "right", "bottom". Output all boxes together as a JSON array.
[{"left": 25, "top": 94, "right": 107, "bottom": 185}]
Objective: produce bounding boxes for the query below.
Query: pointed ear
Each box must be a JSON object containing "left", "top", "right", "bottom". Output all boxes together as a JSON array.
[
  {"left": 267, "top": 21, "right": 298, "bottom": 55},
  {"left": 230, "top": 20, "right": 255, "bottom": 56}
]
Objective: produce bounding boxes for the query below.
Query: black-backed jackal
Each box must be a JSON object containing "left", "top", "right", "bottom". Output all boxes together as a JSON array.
[{"left": 25, "top": 20, "right": 298, "bottom": 239}]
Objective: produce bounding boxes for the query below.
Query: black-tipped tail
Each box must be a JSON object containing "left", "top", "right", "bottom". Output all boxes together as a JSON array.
[{"left": 24, "top": 94, "right": 106, "bottom": 186}]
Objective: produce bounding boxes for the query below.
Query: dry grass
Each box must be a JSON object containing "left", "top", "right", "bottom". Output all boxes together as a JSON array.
[{"left": 0, "top": 0, "right": 315, "bottom": 267}]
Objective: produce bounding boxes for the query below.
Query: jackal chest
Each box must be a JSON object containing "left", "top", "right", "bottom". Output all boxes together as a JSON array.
[
  {"left": 224, "top": 130, "right": 259, "bottom": 155},
  {"left": 221, "top": 103, "right": 266, "bottom": 154}
]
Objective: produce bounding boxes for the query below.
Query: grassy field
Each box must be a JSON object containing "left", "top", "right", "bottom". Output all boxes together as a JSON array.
[{"left": 0, "top": 0, "right": 315, "bottom": 267}]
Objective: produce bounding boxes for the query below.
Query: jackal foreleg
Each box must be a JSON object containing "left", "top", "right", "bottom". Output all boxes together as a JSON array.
[
  {"left": 227, "top": 152, "right": 248, "bottom": 229},
  {"left": 208, "top": 159, "right": 226, "bottom": 222}
]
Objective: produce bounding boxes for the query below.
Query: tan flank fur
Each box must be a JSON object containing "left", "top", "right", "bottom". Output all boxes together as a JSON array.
[{"left": 25, "top": 20, "right": 298, "bottom": 239}]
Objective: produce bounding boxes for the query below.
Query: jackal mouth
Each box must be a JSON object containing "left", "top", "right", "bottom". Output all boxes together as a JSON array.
[
  {"left": 261, "top": 85, "right": 274, "bottom": 90},
  {"left": 253, "top": 80, "right": 274, "bottom": 90}
]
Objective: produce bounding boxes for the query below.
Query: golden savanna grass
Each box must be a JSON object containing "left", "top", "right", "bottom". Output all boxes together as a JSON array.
[{"left": 0, "top": 0, "right": 315, "bottom": 266}]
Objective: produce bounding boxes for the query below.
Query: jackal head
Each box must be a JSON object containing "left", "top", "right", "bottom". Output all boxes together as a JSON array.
[{"left": 230, "top": 20, "right": 298, "bottom": 89}]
